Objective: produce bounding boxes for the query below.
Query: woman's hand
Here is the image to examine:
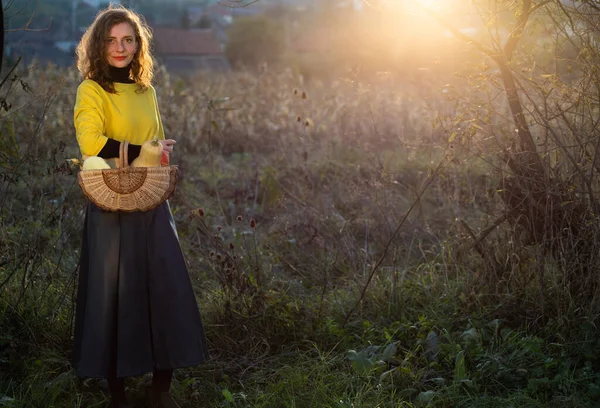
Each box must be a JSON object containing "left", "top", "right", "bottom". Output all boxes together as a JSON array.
[
  {"left": 159, "top": 139, "right": 176, "bottom": 166},
  {"left": 159, "top": 139, "right": 177, "bottom": 153}
]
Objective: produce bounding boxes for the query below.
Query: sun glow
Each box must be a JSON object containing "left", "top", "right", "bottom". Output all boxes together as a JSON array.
[
  {"left": 378, "top": 0, "right": 449, "bottom": 12},
  {"left": 378, "top": 0, "right": 454, "bottom": 31},
  {"left": 329, "top": 0, "right": 474, "bottom": 75},
  {"left": 381, "top": 0, "right": 464, "bottom": 31},
  {"left": 415, "top": 0, "right": 443, "bottom": 10},
  {"left": 352, "top": 0, "right": 471, "bottom": 72}
]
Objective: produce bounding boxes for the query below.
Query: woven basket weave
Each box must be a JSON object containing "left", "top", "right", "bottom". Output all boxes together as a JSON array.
[{"left": 77, "top": 140, "right": 178, "bottom": 212}]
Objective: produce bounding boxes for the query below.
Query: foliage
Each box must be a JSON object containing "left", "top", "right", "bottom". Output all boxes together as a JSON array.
[
  {"left": 2, "top": 1, "right": 600, "bottom": 406},
  {"left": 225, "top": 15, "right": 285, "bottom": 69}
]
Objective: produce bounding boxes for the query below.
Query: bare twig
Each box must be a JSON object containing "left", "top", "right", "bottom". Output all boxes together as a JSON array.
[
  {"left": 217, "top": 0, "right": 261, "bottom": 8},
  {"left": 343, "top": 154, "right": 448, "bottom": 325}
]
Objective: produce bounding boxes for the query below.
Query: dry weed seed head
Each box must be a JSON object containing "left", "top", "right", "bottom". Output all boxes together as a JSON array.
[
  {"left": 250, "top": 218, "right": 257, "bottom": 228},
  {"left": 301, "top": 91, "right": 308, "bottom": 100},
  {"left": 296, "top": 116, "right": 302, "bottom": 122},
  {"left": 209, "top": 251, "right": 216, "bottom": 259},
  {"left": 236, "top": 215, "right": 243, "bottom": 222},
  {"left": 293, "top": 88, "right": 299, "bottom": 96},
  {"left": 197, "top": 208, "right": 205, "bottom": 217},
  {"left": 229, "top": 242, "right": 235, "bottom": 250}
]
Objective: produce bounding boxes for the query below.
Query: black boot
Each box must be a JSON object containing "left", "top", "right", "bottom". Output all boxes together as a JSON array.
[
  {"left": 146, "top": 386, "right": 181, "bottom": 408},
  {"left": 110, "top": 402, "right": 133, "bottom": 408},
  {"left": 108, "top": 375, "right": 132, "bottom": 408}
]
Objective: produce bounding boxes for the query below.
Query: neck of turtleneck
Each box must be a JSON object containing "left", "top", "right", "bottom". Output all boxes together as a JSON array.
[{"left": 108, "top": 64, "right": 135, "bottom": 84}]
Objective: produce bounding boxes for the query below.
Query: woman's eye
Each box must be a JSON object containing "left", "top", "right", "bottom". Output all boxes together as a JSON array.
[
  {"left": 125, "top": 38, "right": 133, "bottom": 44},
  {"left": 106, "top": 39, "right": 115, "bottom": 44}
]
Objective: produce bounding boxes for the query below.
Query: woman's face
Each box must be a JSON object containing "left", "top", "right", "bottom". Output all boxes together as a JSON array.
[{"left": 105, "top": 22, "right": 137, "bottom": 68}]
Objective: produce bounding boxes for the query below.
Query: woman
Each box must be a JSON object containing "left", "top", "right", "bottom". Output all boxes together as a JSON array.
[{"left": 72, "top": 5, "right": 210, "bottom": 408}]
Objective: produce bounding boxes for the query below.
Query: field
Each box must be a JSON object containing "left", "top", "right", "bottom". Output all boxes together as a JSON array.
[{"left": 3, "top": 4, "right": 600, "bottom": 405}]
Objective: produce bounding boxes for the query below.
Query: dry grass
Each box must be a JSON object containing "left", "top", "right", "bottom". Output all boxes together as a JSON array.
[{"left": 1, "top": 56, "right": 600, "bottom": 406}]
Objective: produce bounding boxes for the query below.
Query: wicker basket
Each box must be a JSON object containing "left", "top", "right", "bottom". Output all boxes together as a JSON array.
[{"left": 77, "top": 140, "right": 178, "bottom": 212}]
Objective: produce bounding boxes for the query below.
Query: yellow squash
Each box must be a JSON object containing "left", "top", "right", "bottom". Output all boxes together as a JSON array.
[
  {"left": 82, "top": 156, "right": 111, "bottom": 170},
  {"left": 131, "top": 138, "right": 163, "bottom": 168}
]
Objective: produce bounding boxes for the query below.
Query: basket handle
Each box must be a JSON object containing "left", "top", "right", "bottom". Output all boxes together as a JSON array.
[{"left": 119, "top": 140, "right": 130, "bottom": 168}]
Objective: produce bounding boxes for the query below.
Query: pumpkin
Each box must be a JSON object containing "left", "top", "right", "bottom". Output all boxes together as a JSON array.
[
  {"left": 131, "top": 138, "right": 163, "bottom": 168},
  {"left": 82, "top": 156, "right": 111, "bottom": 170}
]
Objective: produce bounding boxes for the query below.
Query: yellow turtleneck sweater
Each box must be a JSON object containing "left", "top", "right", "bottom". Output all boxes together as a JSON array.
[{"left": 74, "top": 79, "right": 165, "bottom": 158}]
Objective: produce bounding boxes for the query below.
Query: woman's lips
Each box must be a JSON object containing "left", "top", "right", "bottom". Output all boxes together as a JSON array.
[{"left": 113, "top": 56, "right": 127, "bottom": 61}]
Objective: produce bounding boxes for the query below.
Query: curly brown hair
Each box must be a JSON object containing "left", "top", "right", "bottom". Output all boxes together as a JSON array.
[{"left": 76, "top": 5, "right": 154, "bottom": 93}]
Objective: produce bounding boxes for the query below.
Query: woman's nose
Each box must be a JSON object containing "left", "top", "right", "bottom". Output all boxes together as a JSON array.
[{"left": 116, "top": 41, "right": 125, "bottom": 51}]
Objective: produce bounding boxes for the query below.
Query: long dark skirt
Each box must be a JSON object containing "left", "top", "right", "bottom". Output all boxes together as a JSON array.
[{"left": 73, "top": 201, "right": 210, "bottom": 379}]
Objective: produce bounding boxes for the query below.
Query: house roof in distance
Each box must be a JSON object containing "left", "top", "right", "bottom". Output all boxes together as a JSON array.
[{"left": 152, "top": 27, "right": 223, "bottom": 55}]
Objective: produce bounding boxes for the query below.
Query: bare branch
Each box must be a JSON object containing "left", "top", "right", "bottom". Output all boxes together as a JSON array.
[
  {"left": 4, "top": 2, "right": 52, "bottom": 33},
  {"left": 427, "top": 10, "right": 495, "bottom": 58},
  {"left": 503, "top": 0, "right": 532, "bottom": 60},
  {"left": 217, "top": 0, "right": 261, "bottom": 8},
  {"left": 343, "top": 154, "right": 447, "bottom": 325}
]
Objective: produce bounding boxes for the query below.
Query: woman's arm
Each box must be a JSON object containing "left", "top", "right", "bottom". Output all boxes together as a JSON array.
[
  {"left": 151, "top": 85, "right": 175, "bottom": 163},
  {"left": 74, "top": 81, "right": 109, "bottom": 157},
  {"left": 74, "top": 80, "right": 141, "bottom": 163},
  {"left": 151, "top": 85, "right": 166, "bottom": 141},
  {"left": 97, "top": 138, "right": 141, "bottom": 162}
]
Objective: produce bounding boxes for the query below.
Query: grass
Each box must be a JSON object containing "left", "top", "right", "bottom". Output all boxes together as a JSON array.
[
  {"left": 1, "top": 61, "right": 600, "bottom": 407},
  {"left": 4, "top": 272, "right": 599, "bottom": 407}
]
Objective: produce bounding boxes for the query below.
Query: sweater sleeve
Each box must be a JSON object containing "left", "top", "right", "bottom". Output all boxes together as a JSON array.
[
  {"left": 97, "top": 138, "right": 142, "bottom": 164},
  {"left": 151, "top": 86, "right": 166, "bottom": 140},
  {"left": 74, "top": 81, "right": 109, "bottom": 157}
]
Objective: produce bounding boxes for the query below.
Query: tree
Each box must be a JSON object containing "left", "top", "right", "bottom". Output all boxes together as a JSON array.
[
  {"left": 196, "top": 14, "right": 212, "bottom": 29},
  {"left": 225, "top": 14, "right": 285, "bottom": 69},
  {"left": 219, "top": 0, "right": 600, "bottom": 315},
  {"left": 417, "top": 0, "right": 600, "bottom": 303},
  {"left": 181, "top": 7, "right": 190, "bottom": 30}
]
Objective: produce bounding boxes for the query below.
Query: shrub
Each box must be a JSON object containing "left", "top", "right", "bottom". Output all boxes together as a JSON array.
[{"left": 225, "top": 15, "right": 285, "bottom": 69}]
